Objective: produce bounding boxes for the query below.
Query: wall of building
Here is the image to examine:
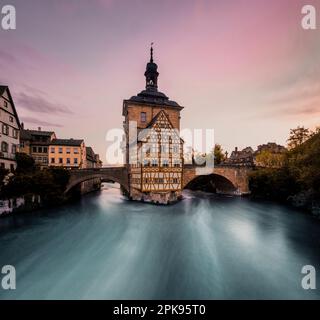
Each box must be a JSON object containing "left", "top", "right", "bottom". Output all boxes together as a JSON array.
[
  {"left": 49, "top": 143, "right": 86, "bottom": 168},
  {"left": 125, "top": 103, "right": 181, "bottom": 130},
  {"left": 0, "top": 90, "right": 20, "bottom": 170}
]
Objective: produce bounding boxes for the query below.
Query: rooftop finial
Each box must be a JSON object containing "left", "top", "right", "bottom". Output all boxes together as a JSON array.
[{"left": 150, "top": 42, "right": 154, "bottom": 62}]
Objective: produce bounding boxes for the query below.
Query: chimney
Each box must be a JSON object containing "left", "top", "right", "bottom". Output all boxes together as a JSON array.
[
  {"left": 21, "top": 122, "right": 24, "bottom": 129},
  {"left": 38, "top": 127, "right": 41, "bottom": 131},
  {"left": 235, "top": 147, "right": 238, "bottom": 152}
]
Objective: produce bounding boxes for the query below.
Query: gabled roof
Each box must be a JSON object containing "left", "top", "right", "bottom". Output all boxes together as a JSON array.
[
  {"left": 0, "top": 85, "right": 21, "bottom": 128},
  {"left": 50, "top": 139, "right": 84, "bottom": 147},
  {"left": 20, "top": 129, "right": 55, "bottom": 140},
  {"left": 86, "top": 146, "right": 96, "bottom": 161},
  {"left": 138, "top": 110, "right": 183, "bottom": 143},
  {"left": 0, "top": 86, "right": 7, "bottom": 96}
]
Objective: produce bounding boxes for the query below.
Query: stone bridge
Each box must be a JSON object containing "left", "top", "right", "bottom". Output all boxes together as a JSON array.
[
  {"left": 183, "top": 164, "right": 253, "bottom": 195},
  {"left": 66, "top": 164, "right": 253, "bottom": 195},
  {"left": 65, "top": 167, "right": 129, "bottom": 194}
]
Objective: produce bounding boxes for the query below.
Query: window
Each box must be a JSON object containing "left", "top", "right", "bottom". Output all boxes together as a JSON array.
[
  {"left": 161, "top": 145, "right": 167, "bottom": 153},
  {"left": 43, "top": 158, "right": 48, "bottom": 164},
  {"left": 151, "top": 159, "right": 158, "bottom": 167},
  {"left": 51, "top": 147, "right": 55, "bottom": 153},
  {"left": 140, "top": 112, "right": 147, "bottom": 123},
  {"left": 51, "top": 158, "right": 55, "bottom": 164},
  {"left": 162, "top": 159, "right": 169, "bottom": 167},
  {"left": 143, "top": 159, "right": 149, "bottom": 167},
  {"left": 174, "top": 160, "right": 181, "bottom": 167},
  {"left": 32, "top": 147, "right": 37, "bottom": 153},
  {"left": 66, "top": 158, "right": 70, "bottom": 164},
  {"left": 74, "top": 148, "right": 79, "bottom": 154},
  {"left": 9, "top": 116, "right": 13, "bottom": 123},
  {"left": 43, "top": 147, "right": 48, "bottom": 153},
  {"left": 38, "top": 147, "right": 43, "bottom": 153},
  {"left": 59, "top": 147, "right": 63, "bottom": 154},
  {"left": 173, "top": 145, "right": 179, "bottom": 153},
  {"left": 20, "top": 142, "right": 25, "bottom": 148},
  {"left": 66, "top": 148, "right": 71, "bottom": 154},
  {"left": 2, "top": 124, "right": 9, "bottom": 135},
  {"left": 59, "top": 158, "right": 63, "bottom": 164},
  {"left": 173, "top": 178, "right": 178, "bottom": 184},
  {"left": 11, "top": 145, "right": 17, "bottom": 154},
  {"left": 1, "top": 142, "right": 8, "bottom": 152},
  {"left": 74, "top": 158, "right": 78, "bottom": 164},
  {"left": 13, "top": 129, "right": 18, "bottom": 138},
  {"left": 4, "top": 101, "right": 8, "bottom": 108}
]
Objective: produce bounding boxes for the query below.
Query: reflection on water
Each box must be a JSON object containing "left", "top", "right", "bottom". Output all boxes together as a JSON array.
[{"left": 0, "top": 184, "right": 320, "bottom": 299}]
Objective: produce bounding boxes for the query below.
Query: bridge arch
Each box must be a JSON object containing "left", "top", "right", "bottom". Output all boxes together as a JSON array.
[
  {"left": 65, "top": 167, "right": 129, "bottom": 194},
  {"left": 182, "top": 165, "right": 251, "bottom": 195},
  {"left": 183, "top": 173, "right": 237, "bottom": 194}
]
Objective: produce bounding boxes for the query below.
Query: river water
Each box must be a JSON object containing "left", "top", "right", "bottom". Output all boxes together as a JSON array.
[{"left": 0, "top": 183, "right": 319, "bottom": 300}]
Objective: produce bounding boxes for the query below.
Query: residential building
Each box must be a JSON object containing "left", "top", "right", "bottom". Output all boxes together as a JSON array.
[
  {"left": 86, "top": 147, "right": 102, "bottom": 168},
  {"left": 81, "top": 146, "right": 103, "bottom": 194},
  {"left": 123, "top": 47, "right": 184, "bottom": 204},
  {"left": 49, "top": 139, "right": 86, "bottom": 169},
  {"left": 0, "top": 86, "right": 21, "bottom": 171},
  {"left": 20, "top": 126, "right": 56, "bottom": 167},
  {"left": 255, "top": 143, "right": 287, "bottom": 155},
  {"left": 226, "top": 147, "right": 254, "bottom": 166}
]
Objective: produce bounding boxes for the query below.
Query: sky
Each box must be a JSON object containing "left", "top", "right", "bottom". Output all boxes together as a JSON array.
[{"left": 0, "top": 0, "right": 319, "bottom": 164}]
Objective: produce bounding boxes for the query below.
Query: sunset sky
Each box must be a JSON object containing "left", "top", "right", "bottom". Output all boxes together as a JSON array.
[{"left": 0, "top": 0, "right": 319, "bottom": 163}]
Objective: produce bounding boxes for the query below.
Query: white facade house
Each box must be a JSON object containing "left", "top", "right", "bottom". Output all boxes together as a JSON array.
[{"left": 0, "top": 86, "right": 21, "bottom": 171}]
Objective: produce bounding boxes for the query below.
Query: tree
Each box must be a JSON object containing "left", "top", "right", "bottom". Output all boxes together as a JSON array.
[
  {"left": 287, "top": 126, "right": 310, "bottom": 150},
  {"left": 213, "top": 144, "right": 225, "bottom": 165},
  {"left": 15, "top": 152, "right": 35, "bottom": 173},
  {"left": 255, "top": 150, "right": 285, "bottom": 168}
]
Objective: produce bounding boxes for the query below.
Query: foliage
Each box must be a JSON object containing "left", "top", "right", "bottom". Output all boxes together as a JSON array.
[
  {"left": 287, "top": 126, "right": 310, "bottom": 150},
  {"left": 249, "top": 167, "right": 299, "bottom": 201},
  {"left": 213, "top": 144, "right": 225, "bottom": 165},
  {"left": 15, "top": 152, "right": 36, "bottom": 173},
  {"left": 0, "top": 167, "right": 70, "bottom": 205},
  {"left": 250, "top": 127, "right": 320, "bottom": 210},
  {"left": 0, "top": 168, "right": 9, "bottom": 184},
  {"left": 255, "top": 150, "right": 285, "bottom": 168}
]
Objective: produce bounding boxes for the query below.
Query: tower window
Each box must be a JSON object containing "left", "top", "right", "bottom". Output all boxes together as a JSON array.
[{"left": 140, "top": 112, "right": 147, "bottom": 123}]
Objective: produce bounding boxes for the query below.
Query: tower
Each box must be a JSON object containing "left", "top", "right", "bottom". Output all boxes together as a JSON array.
[{"left": 122, "top": 45, "right": 184, "bottom": 204}]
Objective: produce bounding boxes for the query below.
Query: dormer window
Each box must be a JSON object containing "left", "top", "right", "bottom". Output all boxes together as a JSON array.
[{"left": 4, "top": 101, "right": 8, "bottom": 108}]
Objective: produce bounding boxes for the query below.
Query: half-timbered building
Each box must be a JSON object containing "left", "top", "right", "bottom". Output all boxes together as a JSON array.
[{"left": 122, "top": 46, "right": 184, "bottom": 204}]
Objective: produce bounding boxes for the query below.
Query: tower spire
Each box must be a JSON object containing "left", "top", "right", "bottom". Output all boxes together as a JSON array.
[
  {"left": 150, "top": 42, "right": 154, "bottom": 63},
  {"left": 145, "top": 42, "right": 159, "bottom": 91}
]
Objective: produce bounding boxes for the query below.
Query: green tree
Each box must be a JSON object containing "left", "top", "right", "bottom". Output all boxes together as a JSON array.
[
  {"left": 255, "top": 150, "right": 285, "bottom": 168},
  {"left": 213, "top": 144, "right": 225, "bottom": 165},
  {"left": 15, "top": 152, "right": 36, "bottom": 173},
  {"left": 287, "top": 126, "right": 310, "bottom": 150}
]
